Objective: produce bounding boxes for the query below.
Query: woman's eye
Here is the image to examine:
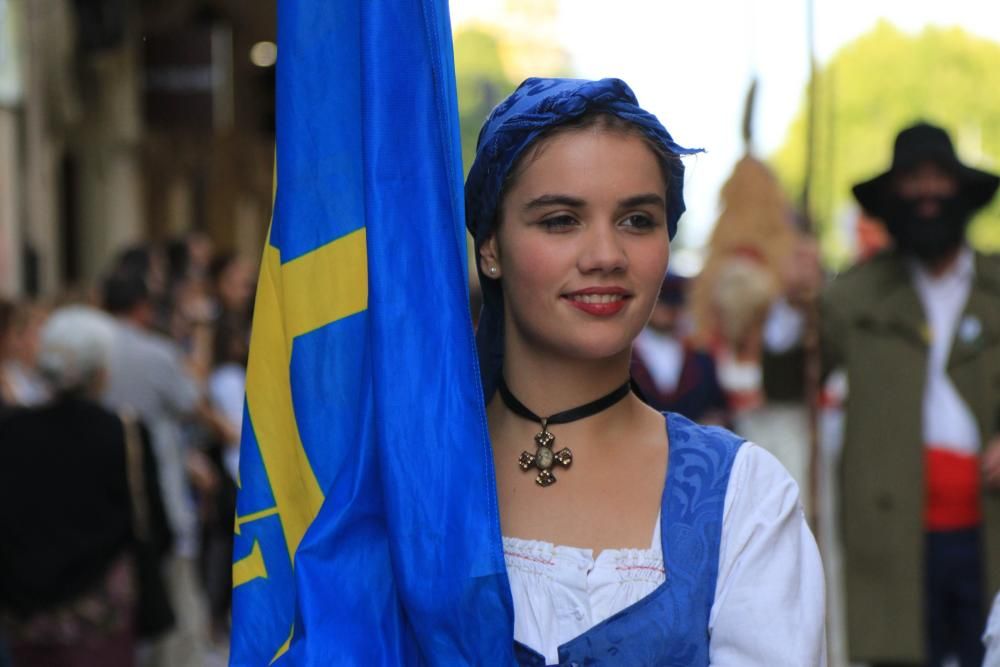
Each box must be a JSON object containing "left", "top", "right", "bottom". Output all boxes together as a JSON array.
[
  {"left": 539, "top": 215, "right": 578, "bottom": 231},
  {"left": 620, "top": 213, "right": 657, "bottom": 230}
]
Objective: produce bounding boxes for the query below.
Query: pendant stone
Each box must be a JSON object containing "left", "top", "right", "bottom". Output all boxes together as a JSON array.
[{"left": 518, "top": 425, "right": 573, "bottom": 487}]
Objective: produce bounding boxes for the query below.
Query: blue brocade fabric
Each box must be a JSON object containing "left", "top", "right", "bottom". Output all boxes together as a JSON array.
[{"left": 513, "top": 413, "right": 744, "bottom": 667}]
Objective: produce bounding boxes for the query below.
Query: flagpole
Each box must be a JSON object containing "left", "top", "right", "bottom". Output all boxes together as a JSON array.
[
  {"left": 802, "top": 0, "right": 817, "bottom": 226},
  {"left": 802, "top": 0, "right": 823, "bottom": 535}
]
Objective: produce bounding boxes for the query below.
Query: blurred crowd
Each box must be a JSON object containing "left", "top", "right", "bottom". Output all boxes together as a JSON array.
[{"left": 0, "top": 232, "right": 255, "bottom": 667}]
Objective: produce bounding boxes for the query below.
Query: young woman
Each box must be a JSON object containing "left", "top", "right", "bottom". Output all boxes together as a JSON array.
[{"left": 465, "top": 78, "right": 826, "bottom": 665}]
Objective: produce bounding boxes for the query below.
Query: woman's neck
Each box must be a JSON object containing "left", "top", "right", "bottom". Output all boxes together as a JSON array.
[
  {"left": 500, "top": 347, "right": 632, "bottom": 419},
  {"left": 488, "top": 352, "right": 656, "bottom": 468}
]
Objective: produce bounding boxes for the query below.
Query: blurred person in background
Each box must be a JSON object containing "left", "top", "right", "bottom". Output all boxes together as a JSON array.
[
  {"left": 200, "top": 315, "right": 248, "bottom": 647},
  {"left": 631, "top": 273, "right": 728, "bottom": 424},
  {"left": 114, "top": 246, "right": 170, "bottom": 331},
  {"left": 0, "top": 306, "right": 171, "bottom": 667},
  {"left": 0, "top": 300, "right": 48, "bottom": 408},
  {"left": 164, "top": 238, "right": 216, "bottom": 381},
  {"left": 855, "top": 208, "right": 894, "bottom": 261},
  {"left": 208, "top": 314, "right": 248, "bottom": 484},
  {"left": 815, "top": 123, "right": 1000, "bottom": 666},
  {"left": 208, "top": 252, "right": 255, "bottom": 328},
  {"left": 184, "top": 232, "right": 215, "bottom": 284},
  {"left": 100, "top": 271, "right": 218, "bottom": 667},
  {"left": 709, "top": 255, "right": 778, "bottom": 415}
]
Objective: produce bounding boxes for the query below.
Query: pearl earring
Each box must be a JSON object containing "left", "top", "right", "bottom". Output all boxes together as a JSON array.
[{"left": 489, "top": 266, "right": 498, "bottom": 275}]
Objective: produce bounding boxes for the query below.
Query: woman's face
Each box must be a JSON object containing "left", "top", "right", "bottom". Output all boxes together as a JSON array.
[
  {"left": 483, "top": 129, "right": 670, "bottom": 362},
  {"left": 219, "top": 259, "right": 255, "bottom": 312}
]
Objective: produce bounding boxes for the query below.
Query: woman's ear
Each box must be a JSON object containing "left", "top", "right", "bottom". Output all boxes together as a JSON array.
[{"left": 479, "top": 235, "right": 502, "bottom": 278}]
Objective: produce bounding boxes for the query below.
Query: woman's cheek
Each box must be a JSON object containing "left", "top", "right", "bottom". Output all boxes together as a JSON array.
[
  {"left": 505, "top": 238, "right": 572, "bottom": 290},
  {"left": 632, "top": 246, "right": 670, "bottom": 316}
]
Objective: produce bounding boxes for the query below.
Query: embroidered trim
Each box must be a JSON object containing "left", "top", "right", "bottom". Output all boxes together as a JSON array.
[
  {"left": 614, "top": 564, "right": 665, "bottom": 574},
  {"left": 503, "top": 551, "right": 556, "bottom": 567}
]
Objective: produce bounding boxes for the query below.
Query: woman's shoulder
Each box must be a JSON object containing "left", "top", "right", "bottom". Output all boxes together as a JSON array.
[
  {"left": 661, "top": 414, "right": 752, "bottom": 508},
  {"left": 664, "top": 411, "right": 745, "bottom": 458},
  {"left": 661, "top": 413, "right": 801, "bottom": 518},
  {"left": 724, "top": 441, "right": 804, "bottom": 521},
  {"left": 665, "top": 414, "right": 791, "bottom": 484}
]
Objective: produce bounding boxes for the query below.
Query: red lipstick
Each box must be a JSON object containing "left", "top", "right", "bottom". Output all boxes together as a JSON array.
[{"left": 561, "top": 287, "right": 631, "bottom": 317}]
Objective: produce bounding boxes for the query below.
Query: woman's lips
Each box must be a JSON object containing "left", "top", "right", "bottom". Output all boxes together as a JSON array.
[{"left": 561, "top": 290, "right": 631, "bottom": 316}]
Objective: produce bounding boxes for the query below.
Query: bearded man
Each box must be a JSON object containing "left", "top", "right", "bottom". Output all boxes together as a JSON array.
[{"left": 825, "top": 122, "right": 1000, "bottom": 666}]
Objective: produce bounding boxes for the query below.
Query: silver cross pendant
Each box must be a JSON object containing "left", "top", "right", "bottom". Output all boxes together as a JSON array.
[{"left": 518, "top": 420, "right": 573, "bottom": 487}]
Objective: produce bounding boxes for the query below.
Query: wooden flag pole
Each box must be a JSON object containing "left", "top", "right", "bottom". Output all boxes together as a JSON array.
[{"left": 801, "top": 0, "right": 824, "bottom": 540}]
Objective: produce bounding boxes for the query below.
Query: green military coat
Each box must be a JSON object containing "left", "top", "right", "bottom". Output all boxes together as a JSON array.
[{"left": 823, "top": 250, "right": 1000, "bottom": 663}]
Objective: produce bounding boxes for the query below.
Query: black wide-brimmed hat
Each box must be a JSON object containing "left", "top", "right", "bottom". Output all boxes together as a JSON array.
[{"left": 852, "top": 122, "right": 1000, "bottom": 219}]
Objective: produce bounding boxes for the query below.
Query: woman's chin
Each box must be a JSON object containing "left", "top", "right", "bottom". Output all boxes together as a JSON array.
[
  {"left": 534, "top": 330, "right": 637, "bottom": 364},
  {"left": 507, "top": 310, "right": 648, "bottom": 364}
]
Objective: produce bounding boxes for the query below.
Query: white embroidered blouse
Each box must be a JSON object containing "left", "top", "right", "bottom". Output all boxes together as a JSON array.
[{"left": 502, "top": 443, "right": 827, "bottom": 666}]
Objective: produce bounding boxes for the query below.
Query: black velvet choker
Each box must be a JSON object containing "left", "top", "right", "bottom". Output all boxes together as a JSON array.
[{"left": 497, "top": 376, "right": 632, "bottom": 487}]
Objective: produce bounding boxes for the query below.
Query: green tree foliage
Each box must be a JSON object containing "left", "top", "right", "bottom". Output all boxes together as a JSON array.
[
  {"left": 771, "top": 22, "right": 1000, "bottom": 265},
  {"left": 454, "top": 27, "right": 516, "bottom": 174}
]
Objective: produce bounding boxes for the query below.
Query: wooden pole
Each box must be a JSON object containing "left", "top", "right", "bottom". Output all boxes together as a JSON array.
[{"left": 802, "top": 0, "right": 823, "bottom": 534}]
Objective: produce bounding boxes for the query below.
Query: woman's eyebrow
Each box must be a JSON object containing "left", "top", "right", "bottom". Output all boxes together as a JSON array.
[
  {"left": 523, "top": 194, "right": 587, "bottom": 210},
  {"left": 618, "top": 193, "right": 666, "bottom": 209}
]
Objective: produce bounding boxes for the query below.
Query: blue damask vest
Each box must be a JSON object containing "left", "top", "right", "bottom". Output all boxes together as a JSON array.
[{"left": 513, "top": 412, "right": 745, "bottom": 667}]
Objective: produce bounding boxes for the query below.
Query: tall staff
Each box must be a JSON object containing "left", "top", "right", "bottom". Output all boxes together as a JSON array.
[{"left": 801, "top": 0, "right": 823, "bottom": 533}]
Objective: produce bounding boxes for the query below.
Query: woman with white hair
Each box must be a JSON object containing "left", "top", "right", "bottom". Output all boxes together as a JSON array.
[{"left": 0, "top": 306, "right": 171, "bottom": 667}]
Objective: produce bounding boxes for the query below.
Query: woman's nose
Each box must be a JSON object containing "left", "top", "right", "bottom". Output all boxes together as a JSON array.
[{"left": 578, "top": 224, "right": 627, "bottom": 274}]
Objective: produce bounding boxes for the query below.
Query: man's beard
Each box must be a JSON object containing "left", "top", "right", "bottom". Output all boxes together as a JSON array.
[{"left": 882, "top": 194, "right": 973, "bottom": 263}]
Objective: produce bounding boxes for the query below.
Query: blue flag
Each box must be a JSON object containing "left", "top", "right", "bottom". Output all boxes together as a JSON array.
[{"left": 229, "top": 2, "right": 514, "bottom": 664}]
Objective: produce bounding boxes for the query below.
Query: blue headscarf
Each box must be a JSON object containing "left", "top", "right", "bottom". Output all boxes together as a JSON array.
[{"left": 465, "top": 77, "right": 700, "bottom": 400}]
